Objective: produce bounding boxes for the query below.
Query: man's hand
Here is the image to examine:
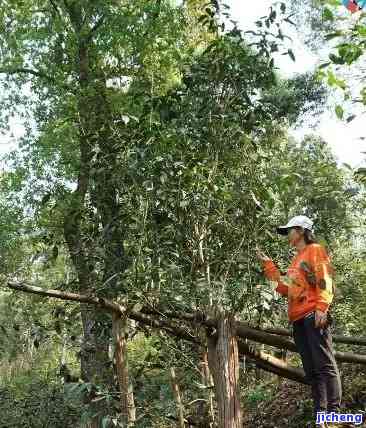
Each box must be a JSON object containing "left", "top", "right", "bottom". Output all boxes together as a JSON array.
[
  {"left": 315, "top": 309, "right": 328, "bottom": 328},
  {"left": 256, "top": 245, "right": 271, "bottom": 262}
]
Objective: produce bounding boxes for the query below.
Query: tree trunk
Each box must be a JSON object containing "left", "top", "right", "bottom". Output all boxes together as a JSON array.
[
  {"left": 112, "top": 313, "right": 136, "bottom": 425},
  {"left": 61, "top": 6, "right": 112, "bottom": 425},
  {"left": 170, "top": 367, "right": 185, "bottom": 428},
  {"left": 80, "top": 307, "right": 111, "bottom": 384},
  {"left": 207, "top": 313, "right": 242, "bottom": 428}
]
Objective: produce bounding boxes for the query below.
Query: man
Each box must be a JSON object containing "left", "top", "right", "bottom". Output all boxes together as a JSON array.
[{"left": 257, "top": 215, "right": 342, "bottom": 428}]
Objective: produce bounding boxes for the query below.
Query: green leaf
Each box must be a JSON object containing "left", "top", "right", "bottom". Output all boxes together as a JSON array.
[
  {"left": 338, "top": 44, "right": 363, "bottom": 65},
  {"left": 327, "top": 70, "right": 346, "bottom": 89},
  {"left": 355, "top": 167, "right": 366, "bottom": 176},
  {"left": 325, "top": 0, "right": 342, "bottom": 6},
  {"left": 335, "top": 105, "right": 344, "bottom": 119},
  {"left": 318, "top": 61, "right": 331, "bottom": 69},
  {"left": 361, "top": 87, "right": 366, "bottom": 104},
  {"left": 342, "top": 163, "right": 353, "bottom": 171},
  {"left": 322, "top": 8, "right": 334, "bottom": 22},
  {"left": 287, "top": 49, "right": 295, "bottom": 62},
  {"left": 355, "top": 24, "right": 366, "bottom": 37},
  {"left": 329, "top": 53, "right": 345, "bottom": 65},
  {"left": 269, "top": 10, "right": 277, "bottom": 22}
]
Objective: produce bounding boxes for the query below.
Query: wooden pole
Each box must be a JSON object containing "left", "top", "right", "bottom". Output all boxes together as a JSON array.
[
  {"left": 207, "top": 314, "right": 242, "bottom": 428},
  {"left": 112, "top": 313, "right": 136, "bottom": 425},
  {"left": 170, "top": 367, "right": 185, "bottom": 428}
]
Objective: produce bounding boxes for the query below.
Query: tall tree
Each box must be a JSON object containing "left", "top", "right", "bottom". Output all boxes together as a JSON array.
[{"left": 0, "top": 0, "right": 189, "bottom": 424}]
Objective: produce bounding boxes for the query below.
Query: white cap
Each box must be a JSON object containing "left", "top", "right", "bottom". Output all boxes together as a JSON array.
[{"left": 276, "top": 215, "right": 314, "bottom": 235}]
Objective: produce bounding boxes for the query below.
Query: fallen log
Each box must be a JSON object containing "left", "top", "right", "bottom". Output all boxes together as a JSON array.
[
  {"left": 232, "top": 321, "right": 366, "bottom": 365},
  {"left": 237, "top": 340, "right": 308, "bottom": 385},
  {"left": 7, "top": 281, "right": 200, "bottom": 344},
  {"left": 5, "top": 281, "right": 339, "bottom": 385},
  {"left": 257, "top": 325, "right": 366, "bottom": 347},
  {"left": 140, "top": 306, "right": 366, "bottom": 349},
  {"left": 7, "top": 282, "right": 366, "bottom": 367}
]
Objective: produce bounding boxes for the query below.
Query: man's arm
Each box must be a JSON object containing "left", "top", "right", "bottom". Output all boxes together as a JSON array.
[
  {"left": 310, "top": 245, "right": 334, "bottom": 313},
  {"left": 262, "top": 260, "right": 289, "bottom": 297}
]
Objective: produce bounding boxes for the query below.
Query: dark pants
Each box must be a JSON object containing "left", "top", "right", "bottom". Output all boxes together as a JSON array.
[{"left": 292, "top": 311, "right": 342, "bottom": 419}]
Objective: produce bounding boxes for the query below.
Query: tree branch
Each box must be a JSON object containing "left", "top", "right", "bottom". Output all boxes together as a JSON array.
[
  {"left": 6, "top": 281, "right": 199, "bottom": 344},
  {"left": 131, "top": 305, "right": 366, "bottom": 365},
  {"left": 231, "top": 320, "right": 366, "bottom": 365},
  {"left": 0, "top": 67, "right": 73, "bottom": 92},
  {"left": 237, "top": 339, "right": 308, "bottom": 385},
  {"left": 0, "top": 67, "right": 54, "bottom": 81},
  {"left": 7, "top": 281, "right": 366, "bottom": 366},
  {"left": 49, "top": 0, "right": 62, "bottom": 19},
  {"left": 86, "top": 15, "right": 106, "bottom": 42},
  {"left": 9, "top": 279, "right": 305, "bottom": 383},
  {"left": 7, "top": 281, "right": 123, "bottom": 313},
  {"left": 257, "top": 324, "right": 366, "bottom": 347},
  {"left": 141, "top": 306, "right": 206, "bottom": 323}
]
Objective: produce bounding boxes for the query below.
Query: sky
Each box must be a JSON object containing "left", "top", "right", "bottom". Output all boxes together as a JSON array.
[
  {"left": 225, "top": 0, "right": 366, "bottom": 168},
  {"left": 0, "top": 1, "right": 365, "bottom": 167}
]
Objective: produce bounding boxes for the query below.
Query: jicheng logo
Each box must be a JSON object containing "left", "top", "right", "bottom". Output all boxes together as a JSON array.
[{"left": 316, "top": 411, "right": 363, "bottom": 425}]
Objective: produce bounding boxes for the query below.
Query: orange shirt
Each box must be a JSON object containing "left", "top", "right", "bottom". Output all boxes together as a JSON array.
[{"left": 262, "top": 243, "right": 334, "bottom": 322}]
